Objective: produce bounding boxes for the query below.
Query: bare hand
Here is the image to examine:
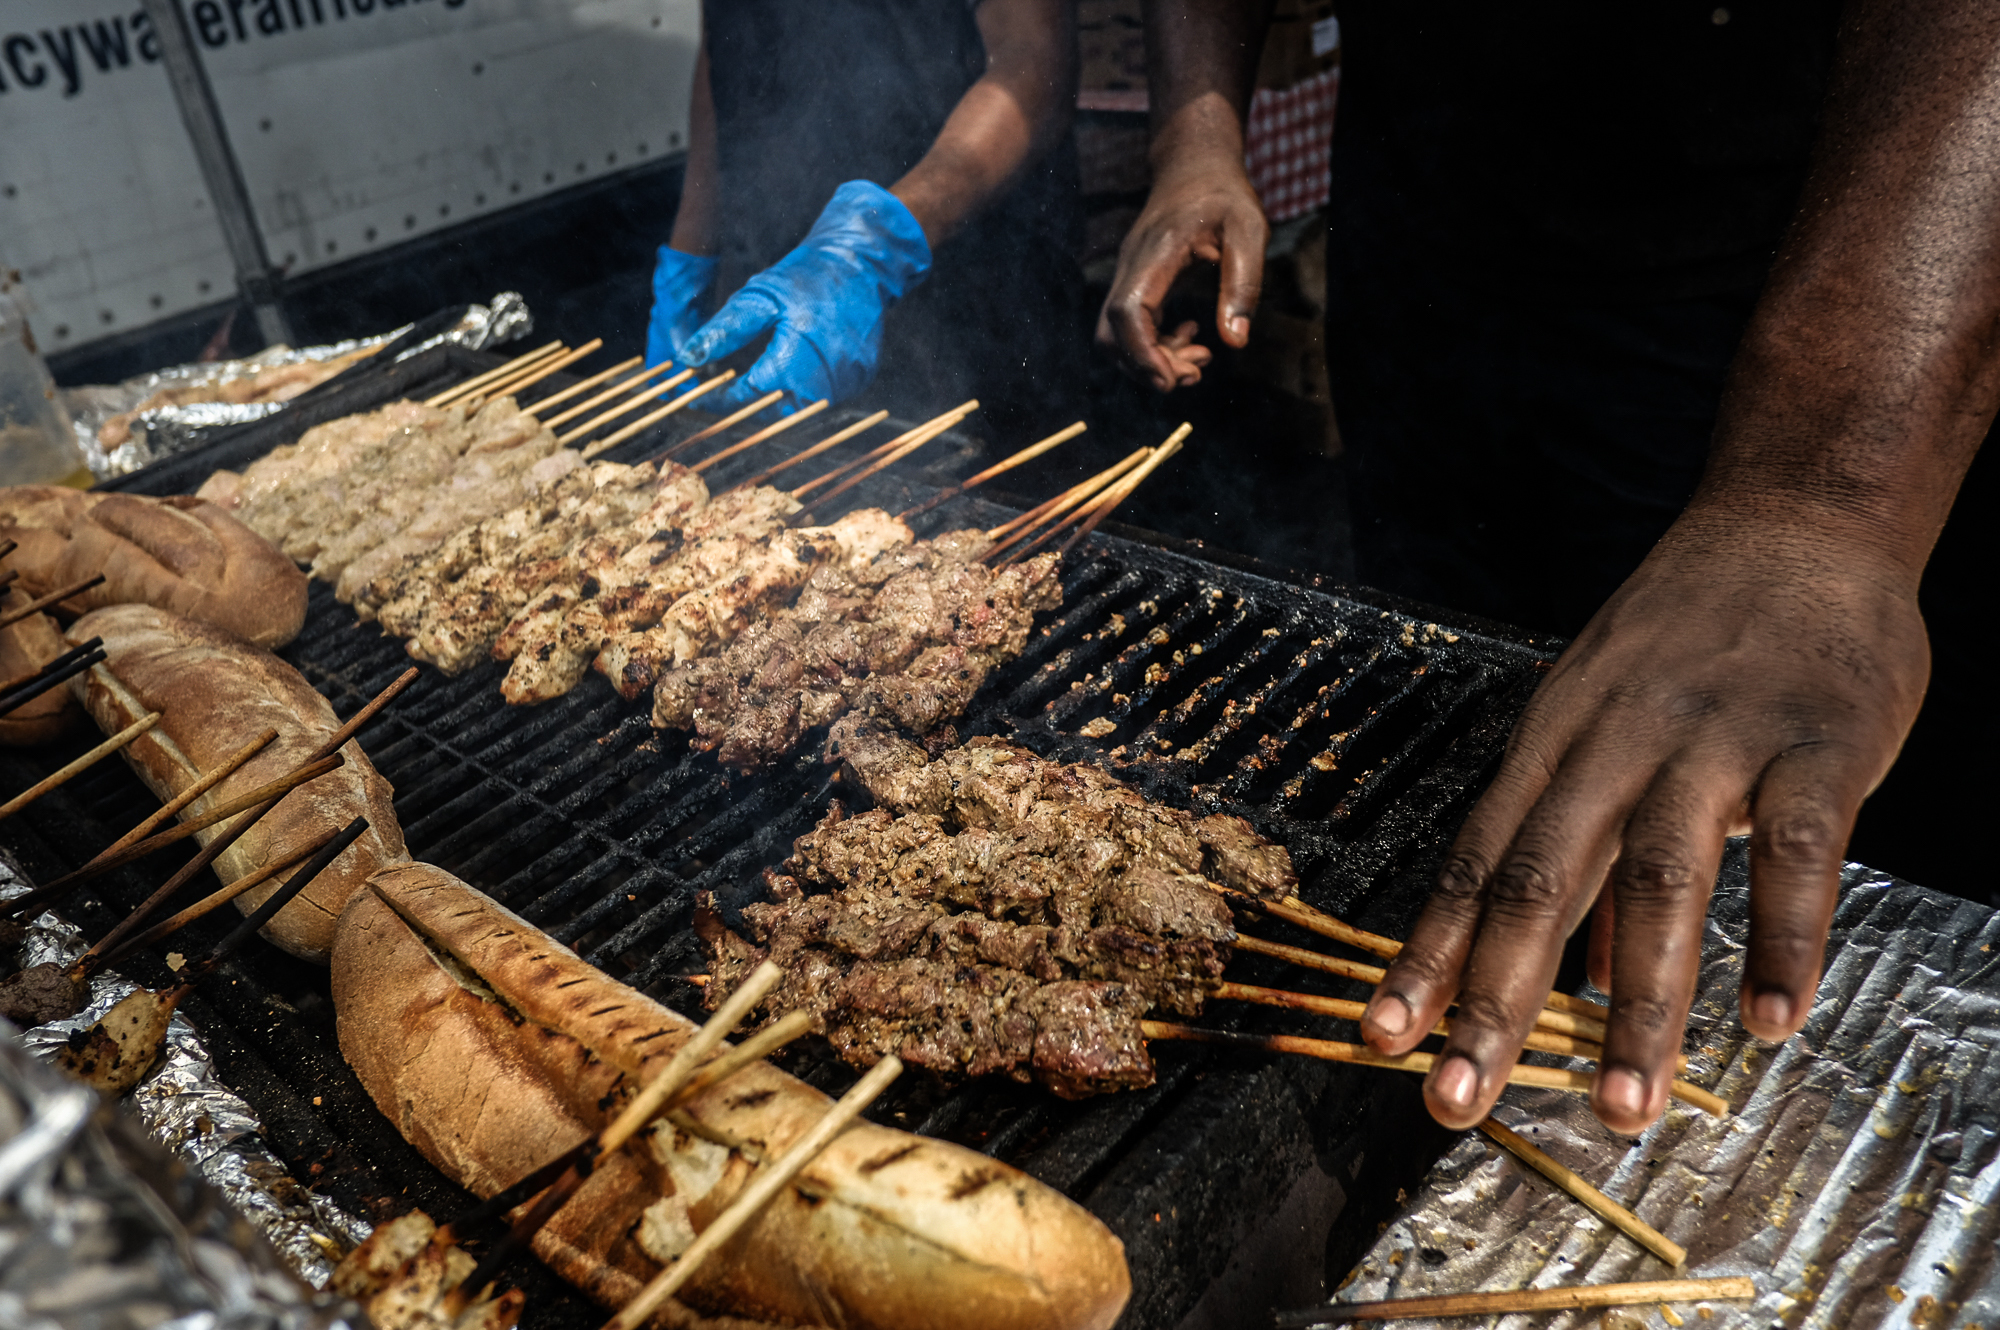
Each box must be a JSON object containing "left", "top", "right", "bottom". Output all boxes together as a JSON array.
[
  {"left": 1095, "top": 157, "right": 1268, "bottom": 392},
  {"left": 1359, "top": 500, "right": 1930, "bottom": 1135}
]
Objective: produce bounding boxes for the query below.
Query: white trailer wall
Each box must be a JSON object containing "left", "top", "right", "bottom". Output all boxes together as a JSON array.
[{"left": 0, "top": 0, "right": 698, "bottom": 353}]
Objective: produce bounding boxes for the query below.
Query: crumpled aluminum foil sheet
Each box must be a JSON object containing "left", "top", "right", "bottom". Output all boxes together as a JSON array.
[
  {"left": 0, "top": 856, "right": 373, "bottom": 1296},
  {"left": 64, "top": 291, "right": 534, "bottom": 479},
  {"left": 1298, "top": 842, "right": 2000, "bottom": 1329},
  {"left": 0, "top": 1019, "right": 359, "bottom": 1330}
]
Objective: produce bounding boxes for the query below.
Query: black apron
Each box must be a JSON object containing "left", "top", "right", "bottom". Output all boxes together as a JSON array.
[
  {"left": 1321, "top": 1, "right": 1993, "bottom": 899},
  {"left": 702, "top": 0, "right": 1086, "bottom": 438}
]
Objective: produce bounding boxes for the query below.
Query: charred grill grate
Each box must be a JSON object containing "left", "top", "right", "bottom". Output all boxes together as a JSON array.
[{"left": 0, "top": 349, "right": 1562, "bottom": 1330}]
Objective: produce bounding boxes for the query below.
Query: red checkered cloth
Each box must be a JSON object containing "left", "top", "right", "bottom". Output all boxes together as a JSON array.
[{"left": 1244, "top": 68, "right": 1339, "bottom": 222}]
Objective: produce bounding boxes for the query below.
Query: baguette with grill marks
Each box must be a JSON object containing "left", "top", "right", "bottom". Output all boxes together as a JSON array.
[{"left": 332, "top": 862, "right": 1132, "bottom": 1330}]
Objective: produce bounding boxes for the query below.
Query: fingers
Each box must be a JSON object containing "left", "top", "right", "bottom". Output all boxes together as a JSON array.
[
  {"left": 1741, "top": 742, "right": 1867, "bottom": 1040},
  {"left": 1215, "top": 205, "right": 1269, "bottom": 348},
  {"left": 1362, "top": 719, "right": 1573, "bottom": 1055},
  {"left": 1586, "top": 890, "right": 1615, "bottom": 993},
  {"left": 1373, "top": 734, "right": 1659, "bottom": 1131},
  {"left": 683, "top": 289, "right": 781, "bottom": 366},
  {"left": 1097, "top": 250, "right": 1190, "bottom": 393},
  {"left": 1593, "top": 763, "right": 1737, "bottom": 1133}
]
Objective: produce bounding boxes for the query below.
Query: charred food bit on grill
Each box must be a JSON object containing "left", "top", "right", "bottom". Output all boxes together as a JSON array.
[
  {"left": 651, "top": 532, "right": 1061, "bottom": 772},
  {"left": 701, "top": 732, "right": 1297, "bottom": 1098}
]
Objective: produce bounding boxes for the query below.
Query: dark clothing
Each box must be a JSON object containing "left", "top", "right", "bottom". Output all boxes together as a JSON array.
[
  {"left": 702, "top": 0, "right": 1086, "bottom": 435},
  {"left": 1325, "top": 2, "right": 1994, "bottom": 900}
]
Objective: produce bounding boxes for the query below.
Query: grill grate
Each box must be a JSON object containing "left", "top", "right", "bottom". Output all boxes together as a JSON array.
[{"left": 1, "top": 350, "right": 1565, "bottom": 1330}]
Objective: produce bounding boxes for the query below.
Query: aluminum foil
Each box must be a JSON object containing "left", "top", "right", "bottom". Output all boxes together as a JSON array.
[
  {"left": 1292, "top": 842, "right": 2000, "bottom": 1329},
  {"left": 0, "top": 856, "right": 374, "bottom": 1295},
  {"left": 64, "top": 291, "right": 534, "bottom": 479}
]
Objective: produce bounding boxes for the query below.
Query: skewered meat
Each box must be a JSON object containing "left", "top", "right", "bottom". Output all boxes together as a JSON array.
[
  {"left": 651, "top": 536, "right": 1059, "bottom": 771},
  {"left": 702, "top": 734, "right": 1297, "bottom": 1097},
  {"left": 200, "top": 395, "right": 565, "bottom": 590},
  {"left": 364, "top": 461, "right": 692, "bottom": 673}
]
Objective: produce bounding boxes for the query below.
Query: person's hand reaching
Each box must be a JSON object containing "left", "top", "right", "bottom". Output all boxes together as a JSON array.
[
  {"left": 678, "top": 181, "right": 931, "bottom": 412},
  {"left": 1095, "top": 150, "right": 1268, "bottom": 392},
  {"left": 1360, "top": 497, "right": 1930, "bottom": 1136},
  {"left": 644, "top": 246, "right": 719, "bottom": 368}
]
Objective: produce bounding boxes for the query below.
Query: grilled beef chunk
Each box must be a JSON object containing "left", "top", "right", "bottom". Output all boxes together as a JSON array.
[{"left": 706, "top": 738, "right": 1296, "bottom": 1096}]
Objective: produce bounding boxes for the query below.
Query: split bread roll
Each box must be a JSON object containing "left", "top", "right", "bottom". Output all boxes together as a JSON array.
[
  {"left": 67, "top": 605, "right": 410, "bottom": 960},
  {"left": 334, "top": 863, "right": 1132, "bottom": 1330},
  {"left": 0, "top": 589, "right": 78, "bottom": 746},
  {"left": 0, "top": 486, "right": 308, "bottom": 647}
]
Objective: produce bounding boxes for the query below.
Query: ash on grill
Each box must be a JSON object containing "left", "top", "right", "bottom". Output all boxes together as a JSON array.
[{"left": 701, "top": 722, "right": 1295, "bottom": 1098}]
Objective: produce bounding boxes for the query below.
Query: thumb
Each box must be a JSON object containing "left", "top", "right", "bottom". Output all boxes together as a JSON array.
[
  {"left": 1216, "top": 209, "right": 1269, "bottom": 349},
  {"left": 683, "top": 288, "right": 782, "bottom": 366}
]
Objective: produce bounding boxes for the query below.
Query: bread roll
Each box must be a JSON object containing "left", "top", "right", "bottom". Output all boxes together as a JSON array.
[
  {"left": 68, "top": 605, "right": 409, "bottom": 960},
  {"left": 334, "top": 864, "right": 1131, "bottom": 1330},
  {"left": 0, "top": 589, "right": 78, "bottom": 746},
  {"left": 0, "top": 487, "right": 307, "bottom": 647}
]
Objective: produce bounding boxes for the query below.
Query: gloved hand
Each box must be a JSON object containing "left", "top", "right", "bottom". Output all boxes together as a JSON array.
[
  {"left": 645, "top": 246, "right": 719, "bottom": 367},
  {"left": 680, "top": 180, "right": 932, "bottom": 410}
]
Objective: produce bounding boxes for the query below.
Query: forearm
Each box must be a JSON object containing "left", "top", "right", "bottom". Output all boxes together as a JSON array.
[
  {"left": 1697, "top": 0, "right": 2000, "bottom": 578},
  {"left": 891, "top": 0, "right": 1074, "bottom": 249},
  {"left": 668, "top": 44, "right": 719, "bottom": 255},
  {"left": 1142, "top": 0, "right": 1272, "bottom": 176}
]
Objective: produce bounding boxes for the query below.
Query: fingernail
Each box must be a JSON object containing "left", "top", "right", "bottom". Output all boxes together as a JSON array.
[
  {"left": 1598, "top": 1066, "right": 1648, "bottom": 1120},
  {"left": 1433, "top": 1055, "right": 1478, "bottom": 1110},
  {"left": 1368, "top": 994, "right": 1412, "bottom": 1038},
  {"left": 1751, "top": 990, "right": 1794, "bottom": 1031},
  {"left": 1226, "top": 315, "right": 1248, "bottom": 338}
]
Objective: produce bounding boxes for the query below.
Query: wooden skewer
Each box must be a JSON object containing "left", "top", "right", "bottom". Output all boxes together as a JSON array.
[
  {"left": 688, "top": 399, "right": 829, "bottom": 473},
  {"left": 580, "top": 370, "right": 740, "bottom": 459},
  {"left": 53, "top": 668, "right": 415, "bottom": 949},
  {"left": 1478, "top": 1117, "right": 1686, "bottom": 1268},
  {"left": 656, "top": 390, "right": 789, "bottom": 460},
  {"left": 555, "top": 369, "right": 698, "bottom": 445},
  {"left": 1219, "top": 887, "right": 1611, "bottom": 1023},
  {"left": 0, "top": 537, "right": 15, "bottom": 562},
  {"left": 174, "top": 817, "right": 370, "bottom": 989},
  {"left": 0, "top": 574, "right": 108, "bottom": 631},
  {"left": 983, "top": 447, "right": 1148, "bottom": 546},
  {"left": 94, "top": 838, "right": 326, "bottom": 972},
  {"left": 95, "top": 728, "right": 277, "bottom": 865},
  {"left": 896, "top": 421, "right": 1088, "bottom": 521},
  {"left": 0, "top": 643, "right": 105, "bottom": 719},
  {"left": 983, "top": 450, "right": 1153, "bottom": 565},
  {"left": 438, "top": 1009, "right": 815, "bottom": 1249},
  {"left": 604, "top": 1054, "right": 905, "bottom": 1330},
  {"left": 1212, "top": 982, "right": 1615, "bottom": 1064},
  {"left": 467, "top": 339, "right": 604, "bottom": 408},
  {"left": 1233, "top": 934, "right": 1610, "bottom": 1044},
  {"left": 789, "top": 401, "right": 978, "bottom": 521},
  {"left": 540, "top": 361, "right": 681, "bottom": 430},
  {"left": 426, "top": 341, "right": 564, "bottom": 407},
  {"left": 1144, "top": 1020, "right": 1597, "bottom": 1091},
  {"left": 1054, "top": 425, "right": 1190, "bottom": 555},
  {"left": 71, "top": 755, "right": 347, "bottom": 971},
  {"left": 1271, "top": 1276, "right": 1755, "bottom": 1327},
  {"left": 447, "top": 962, "right": 788, "bottom": 1309},
  {"left": 524, "top": 356, "right": 644, "bottom": 417},
  {"left": 32, "top": 754, "right": 347, "bottom": 917},
  {"left": 727, "top": 410, "right": 889, "bottom": 491},
  {"left": 0, "top": 712, "right": 160, "bottom": 822},
  {"left": 791, "top": 401, "right": 978, "bottom": 501}
]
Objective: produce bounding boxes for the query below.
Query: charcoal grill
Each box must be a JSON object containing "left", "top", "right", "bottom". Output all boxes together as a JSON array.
[{"left": 0, "top": 347, "right": 1566, "bottom": 1329}]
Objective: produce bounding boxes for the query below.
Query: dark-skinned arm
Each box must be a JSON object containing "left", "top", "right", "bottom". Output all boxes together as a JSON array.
[
  {"left": 667, "top": 43, "right": 719, "bottom": 256},
  {"left": 889, "top": 0, "right": 1076, "bottom": 250},
  {"left": 1096, "top": 0, "right": 1274, "bottom": 390},
  {"left": 1359, "top": 0, "right": 2000, "bottom": 1136}
]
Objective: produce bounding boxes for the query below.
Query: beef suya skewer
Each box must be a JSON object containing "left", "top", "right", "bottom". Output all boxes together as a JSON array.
[{"left": 704, "top": 729, "right": 1731, "bottom": 1114}]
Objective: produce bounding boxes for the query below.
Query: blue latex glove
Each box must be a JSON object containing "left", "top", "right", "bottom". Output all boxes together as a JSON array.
[
  {"left": 680, "top": 180, "right": 932, "bottom": 410},
  {"left": 645, "top": 246, "right": 719, "bottom": 367}
]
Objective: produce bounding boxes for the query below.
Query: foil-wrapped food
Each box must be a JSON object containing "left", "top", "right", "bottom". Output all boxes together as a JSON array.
[{"left": 63, "top": 292, "right": 534, "bottom": 479}]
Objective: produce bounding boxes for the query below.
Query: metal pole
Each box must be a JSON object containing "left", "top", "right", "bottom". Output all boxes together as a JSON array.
[{"left": 139, "top": 0, "right": 294, "bottom": 347}]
